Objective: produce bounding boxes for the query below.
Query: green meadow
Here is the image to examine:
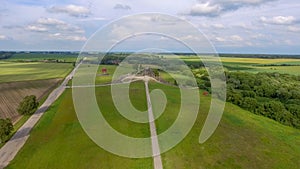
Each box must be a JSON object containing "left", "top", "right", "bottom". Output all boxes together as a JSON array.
[
  {"left": 181, "top": 56, "right": 300, "bottom": 75},
  {"left": 7, "top": 82, "right": 153, "bottom": 169},
  {"left": 6, "top": 81, "right": 300, "bottom": 169},
  {"left": 0, "top": 61, "right": 73, "bottom": 83},
  {"left": 4, "top": 56, "right": 300, "bottom": 168},
  {"left": 7, "top": 53, "right": 77, "bottom": 62},
  {"left": 150, "top": 82, "right": 300, "bottom": 169}
]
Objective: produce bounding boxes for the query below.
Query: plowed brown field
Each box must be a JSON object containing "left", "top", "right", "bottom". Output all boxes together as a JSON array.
[{"left": 0, "top": 79, "right": 62, "bottom": 122}]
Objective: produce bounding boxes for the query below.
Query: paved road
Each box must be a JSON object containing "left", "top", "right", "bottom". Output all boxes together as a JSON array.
[
  {"left": 0, "top": 63, "right": 80, "bottom": 169},
  {"left": 145, "top": 80, "right": 163, "bottom": 169}
]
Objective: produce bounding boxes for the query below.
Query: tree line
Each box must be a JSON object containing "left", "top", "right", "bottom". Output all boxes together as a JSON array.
[
  {"left": 193, "top": 69, "right": 300, "bottom": 129},
  {"left": 226, "top": 72, "right": 300, "bottom": 128}
]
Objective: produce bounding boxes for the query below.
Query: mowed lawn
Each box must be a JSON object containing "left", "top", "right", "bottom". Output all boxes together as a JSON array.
[
  {"left": 149, "top": 82, "right": 300, "bottom": 169},
  {"left": 6, "top": 82, "right": 153, "bottom": 169},
  {"left": 0, "top": 61, "right": 73, "bottom": 83}
]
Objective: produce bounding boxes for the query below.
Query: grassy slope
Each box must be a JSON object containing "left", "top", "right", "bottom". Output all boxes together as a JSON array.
[
  {"left": 0, "top": 61, "right": 73, "bottom": 83},
  {"left": 7, "top": 81, "right": 300, "bottom": 169},
  {"left": 150, "top": 82, "right": 300, "bottom": 169},
  {"left": 6, "top": 82, "right": 153, "bottom": 169}
]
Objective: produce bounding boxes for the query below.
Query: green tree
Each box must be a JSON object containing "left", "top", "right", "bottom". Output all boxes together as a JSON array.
[
  {"left": 174, "top": 80, "right": 178, "bottom": 86},
  {"left": 0, "top": 118, "right": 13, "bottom": 143},
  {"left": 153, "top": 69, "right": 159, "bottom": 77},
  {"left": 276, "top": 88, "right": 291, "bottom": 100},
  {"left": 241, "top": 97, "right": 257, "bottom": 112},
  {"left": 241, "top": 91, "right": 256, "bottom": 98},
  {"left": 17, "top": 95, "right": 39, "bottom": 115}
]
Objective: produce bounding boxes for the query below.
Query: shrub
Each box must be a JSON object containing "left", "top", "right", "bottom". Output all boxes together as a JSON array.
[
  {"left": 0, "top": 118, "right": 13, "bottom": 143},
  {"left": 17, "top": 95, "right": 39, "bottom": 115}
]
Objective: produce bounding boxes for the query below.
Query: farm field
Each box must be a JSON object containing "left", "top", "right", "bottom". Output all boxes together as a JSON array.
[
  {"left": 7, "top": 53, "right": 77, "bottom": 62},
  {"left": 0, "top": 79, "right": 62, "bottom": 122},
  {"left": 179, "top": 56, "right": 300, "bottom": 64},
  {"left": 181, "top": 56, "right": 300, "bottom": 75},
  {"left": 0, "top": 61, "right": 73, "bottom": 83},
  {"left": 6, "top": 81, "right": 300, "bottom": 169},
  {"left": 0, "top": 61, "right": 74, "bottom": 122}
]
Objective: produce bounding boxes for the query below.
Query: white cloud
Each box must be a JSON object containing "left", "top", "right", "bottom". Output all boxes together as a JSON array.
[
  {"left": 288, "top": 26, "right": 300, "bottom": 32},
  {"left": 48, "top": 4, "right": 90, "bottom": 17},
  {"left": 114, "top": 4, "right": 131, "bottom": 10},
  {"left": 212, "top": 23, "right": 225, "bottom": 29},
  {"left": 180, "top": 35, "right": 200, "bottom": 41},
  {"left": 213, "top": 35, "right": 243, "bottom": 43},
  {"left": 284, "top": 39, "right": 293, "bottom": 45},
  {"left": 230, "top": 35, "right": 243, "bottom": 41},
  {"left": 79, "top": 17, "right": 107, "bottom": 22},
  {"left": 186, "top": 0, "right": 276, "bottom": 17},
  {"left": 26, "top": 25, "right": 48, "bottom": 32},
  {"left": 24, "top": 17, "right": 87, "bottom": 42},
  {"left": 1, "top": 0, "right": 300, "bottom": 53},
  {"left": 0, "top": 35, "right": 8, "bottom": 40},
  {"left": 251, "top": 33, "right": 267, "bottom": 39},
  {"left": 260, "top": 16, "right": 296, "bottom": 25},
  {"left": 36, "top": 18, "right": 65, "bottom": 25},
  {"left": 215, "top": 37, "right": 226, "bottom": 42},
  {"left": 26, "top": 18, "right": 84, "bottom": 34},
  {"left": 189, "top": 2, "right": 221, "bottom": 17},
  {"left": 48, "top": 33, "right": 87, "bottom": 41}
]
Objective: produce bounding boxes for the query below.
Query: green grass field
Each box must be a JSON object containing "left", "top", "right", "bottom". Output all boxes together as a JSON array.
[
  {"left": 0, "top": 61, "right": 73, "bottom": 83},
  {"left": 7, "top": 53, "right": 77, "bottom": 62},
  {"left": 6, "top": 81, "right": 300, "bottom": 169},
  {"left": 221, "top": 57, "right": 300, "bottom": 75},
  {"left": 6, "top": 82, "right": 153, "bottom": 169},
  {"left": 4, "top": 56, "right": 300, "bottom": 168},
  {"left": 180, "top": 57, "right": 300, "bottom": 75},
  {"left": 95, "top": 65, "right": 118, "bottom": 84},
  {"left": 150, "top": 82, "right": 300, "bottom": 169}
]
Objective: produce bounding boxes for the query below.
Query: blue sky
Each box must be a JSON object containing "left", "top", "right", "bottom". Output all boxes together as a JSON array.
[{"left": 0, "top": 0, "right": 299, "bottom": 54}]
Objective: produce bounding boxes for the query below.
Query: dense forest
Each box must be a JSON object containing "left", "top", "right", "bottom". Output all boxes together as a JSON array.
[
  {"left": 227, "top": 72, "right": 300, "bottom": 128},
  {"left": 194, "top": 69, "right": 300, "bottom": 129}
]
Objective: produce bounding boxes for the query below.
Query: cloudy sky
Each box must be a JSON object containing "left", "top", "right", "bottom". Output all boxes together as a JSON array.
[{"left": 0, "top": 0, "right": 299, "bottom": 54}]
